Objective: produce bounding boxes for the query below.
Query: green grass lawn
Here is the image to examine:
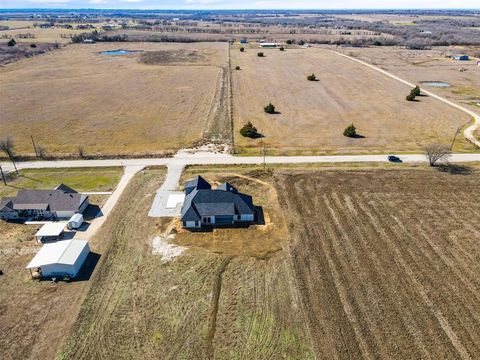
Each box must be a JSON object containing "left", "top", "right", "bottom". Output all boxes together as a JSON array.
[{"left": 0, "top": 167, "right": 123, "bottom": 198}]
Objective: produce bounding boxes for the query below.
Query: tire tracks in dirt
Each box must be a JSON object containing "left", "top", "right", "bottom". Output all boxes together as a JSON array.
[{"left": 206, "top": 256, "right": 232, "bottom": 359}]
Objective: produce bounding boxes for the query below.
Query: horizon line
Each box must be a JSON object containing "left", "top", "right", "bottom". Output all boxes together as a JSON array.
[{"left": 0, "top": 7, "right": 479, "bottom": 11}]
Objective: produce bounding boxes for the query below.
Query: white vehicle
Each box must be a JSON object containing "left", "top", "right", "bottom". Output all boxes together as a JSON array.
[{"left": 67, "top": 213, "right": 84, "bottom": 230}]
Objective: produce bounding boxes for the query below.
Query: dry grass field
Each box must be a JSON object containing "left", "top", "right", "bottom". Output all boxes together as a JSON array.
[
  {"left": 0, "top": 167, "right": 123, "bottom": 360},
  {"left": 59, "top": 167, "right": 312, "bottom": 359},
  {"left": 231, "top": 47, "right": 472, "bottom": 155},
  {"left": 340, "top": 46, "right": 480, "bottom": 113},
  {"left": 276, "top": 167, "right": 480, "bottom": 359},
  {"left": 0, "top": 20, "right": 107, "bottom": 44},
  {"left": 0, "top": 42, "right": 229, "bottom": 157}
]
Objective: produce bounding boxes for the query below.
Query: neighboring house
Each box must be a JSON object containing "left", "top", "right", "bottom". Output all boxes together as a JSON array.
[
  {"left": 26, "top": 239, "right": 90, "bottom": 279},
  {"left": 0, "top": 184, "right": 89, "bottom": 221},
  {"left": 181, "top": 176, "right": 256, "bottom": 229}
]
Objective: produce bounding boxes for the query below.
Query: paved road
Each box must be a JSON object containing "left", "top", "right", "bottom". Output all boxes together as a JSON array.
[
  {"left": 2, "top": 152, "right": 480, "bottom": 174},
  {"left": 5, "top": 151, "right": 479, "bottom": 222},
  {"left": 329, "top": 49, "right": 480, "bottom": 148}
]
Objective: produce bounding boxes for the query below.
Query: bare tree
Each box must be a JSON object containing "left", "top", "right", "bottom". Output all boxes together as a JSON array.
[
  {"left": 425, "top": 143, "right": 451, "bottom": 166},
  {"left": 0, "top": 137, "right": 18, "bottom": 174}
]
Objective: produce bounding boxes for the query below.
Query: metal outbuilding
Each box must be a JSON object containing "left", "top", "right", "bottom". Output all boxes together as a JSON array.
[
  {"left": 26, "top": 239, "right": 90, "bottom": 278},
  {"left": 34, "top": 222, "right": 67, "bottom": 243}
]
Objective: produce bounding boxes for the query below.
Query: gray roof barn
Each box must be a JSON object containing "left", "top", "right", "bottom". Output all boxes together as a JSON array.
[
  {"left": 181, "top": 176, "right": 255, "bottom": 225},
  {"left": 0, "top": 184, "right": 88, "bottom": 212}
]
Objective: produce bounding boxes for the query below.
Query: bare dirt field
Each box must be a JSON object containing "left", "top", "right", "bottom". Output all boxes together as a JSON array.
[
  {"left": 339, "top": 46, "right": 480, "bottom": 114},
  {"left": 276, "top": 166, "right": 480, "bottom": 359},
  {"left": 0, "top": 42, "right": 229, "bottom": 157},
  {"left": 59, "top": 167, "right": 312, "bottom": 359},
  {"left": 0, "top": 167, "right": 123, "bottom": 360},
  {"left": 231, "top": 47, "right": 472, "bottom": 155}
]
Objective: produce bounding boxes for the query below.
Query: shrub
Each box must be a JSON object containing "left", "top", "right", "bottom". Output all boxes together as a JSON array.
[
  {"left": 298, "top": 40, "right": 305, "bottom": 46},
  {"left": 7, "top": 38, "right": 16, "bottom": 47},
  {"left": 30, "top": 43, "right": 37, "bottom": 48},
  {"left": 412, "top": 85, "right": 421, "bottom": 96},
  {"left": 240, "top": 47, "right": 245, "bottom": 52},
  {"left": 343, "top": 124, "right": 357, "bottom": 138},
  {"left": 307, "top": 73, "right": 316, "bottom": 81},
  {"left": 240, "top": 122, "right": 258, "bottom": 138},
  {"left": 264, "top": 103, "right": 276, "bottom": 114},
  {"left": 406, "top": 93, "right": 416, "bottom": 101},
  {"left": 279, "top": 46, "right": 285, "bottom": 51},
  {"left": 286, "top": 39, "right": 293, "bottom": 44},
  {"left": 235, "top": 66, "right": 241, "bottom": 70},
  {"left": 257, "top": 52, "right": 264, "bottom": 57}
]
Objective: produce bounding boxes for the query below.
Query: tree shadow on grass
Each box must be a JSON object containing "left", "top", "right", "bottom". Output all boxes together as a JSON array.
[{"left": 436, "top": 164, "right": 473, "bottom": 175}]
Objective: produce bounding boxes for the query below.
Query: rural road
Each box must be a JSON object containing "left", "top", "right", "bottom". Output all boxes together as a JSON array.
[
  {"left": 329, "top": 49, "right": 480, "bottom": 148},
  {"left": 2, "top": 152, "right": 480, "bottom": 174}
]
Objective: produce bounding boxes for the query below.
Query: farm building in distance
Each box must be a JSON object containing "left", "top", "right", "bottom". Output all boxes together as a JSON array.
[
  {"left": 26, "top": 239, "right": 90, "bottom": 279},
  {"left": 453, "top": 54, "right": 469, "bottom": 61},
  {"left": 260, "top": 43, "right": 278, "bottom": 48},
  {"left": 0, "top": 184, "right": 89, "bottom": 221},
  {"left": 181, "top": 176, "right": 256, "bottom": 229}
]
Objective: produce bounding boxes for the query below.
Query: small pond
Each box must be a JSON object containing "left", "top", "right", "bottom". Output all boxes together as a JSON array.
[
  {"left": 420, "top": 81, "right": 451, "bottom": 88},
  {"left": 101, "top": 50, "right": 137, "bottom": 56}
]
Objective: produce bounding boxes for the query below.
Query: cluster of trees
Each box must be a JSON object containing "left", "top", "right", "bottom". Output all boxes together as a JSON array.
[
  {"left": 343, "top": 124, "right": 357, "bottom": 138},
  {"left": 264, "top": 103, "right": 275, "bottom": 114},
  {"left": 406, "top": 86, "right": 421, "bottom": 101},
  {"left": 239, "top": 122, "right": 260, "bottom": 138}
]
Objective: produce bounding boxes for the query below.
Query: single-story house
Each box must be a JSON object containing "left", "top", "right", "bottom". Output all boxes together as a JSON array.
[
  {"left": 181, "top": 176, "right": 256, "bottom": 229},
  {"left": 0, "top": 184, "right": 89, "bottom": 221},
  {"left": 453, "top": 55, "right": 469, "bottom": 61},
  {"left": 26, "top": 239, "right": 90, "bottom": 279}
]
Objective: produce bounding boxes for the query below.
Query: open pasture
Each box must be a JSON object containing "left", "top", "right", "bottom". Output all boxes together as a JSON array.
[
  {"left": 231, "top": 47, "right": 472, "bottom": 155},
  {"left": 341, "top": 46, "right": 480, "bottom": 114},
  {"left": 0, "top": 42, "right": 228, "bottom": 157},
  {"left": 276, "top": 167, "right": 480, "bottom": 359}
]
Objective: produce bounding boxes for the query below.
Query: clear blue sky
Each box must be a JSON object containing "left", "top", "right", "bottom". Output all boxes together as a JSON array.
[{"left": 0, "top": 0, "right": 478, "bottom": 10}]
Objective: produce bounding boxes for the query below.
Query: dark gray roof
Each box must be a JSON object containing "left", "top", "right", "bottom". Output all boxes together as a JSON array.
[
  {"left": 181, "top": 177, "right": 255, "bottom": 222},
  {"left": 0, "top": 185, "right": 87, "bottom": 213},
  {"left": 0, "top": 197, "right": 15, "bottom": 211},
  {"left": 55, "top": 183, "right": 78, "bottom": 194},
  {"left": 184, "top": 176, "right": 211, "bottom": 191},
  {"left": 217, "top": 182, "right": 238, "bottom": 193}
]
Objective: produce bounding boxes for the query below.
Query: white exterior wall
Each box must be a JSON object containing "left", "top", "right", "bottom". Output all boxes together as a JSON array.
[
  {"left": 185, "top": 221, "right": 199, "bottom": 228},
  {"left": 56, "top": 210, "right": 76, "bottom": 219},
  {"left": 72, "top": 243, "right": 90, "bottom": 275},
  {"left": 240, "top": 214, "right": 254, "bottom": 222},
  {"left": 39, "top": 243, "right": 90, "bottom": 278},
  {"left": 40, "top": 263, "right": 77, "bottom": 278}
]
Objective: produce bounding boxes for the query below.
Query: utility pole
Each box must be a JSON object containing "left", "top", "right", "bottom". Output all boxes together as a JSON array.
[
  {"left": 261, "top": 137, "right": 266, "bottom": 172},
  {"left": 0, "top": 165, "right": 6, "bottom": 185},
  {"left": 31, "top": 135, "right": 38, "bottom": 158},
  {"left": 450, "top": 127, "right": 461, "bottom": 150}
]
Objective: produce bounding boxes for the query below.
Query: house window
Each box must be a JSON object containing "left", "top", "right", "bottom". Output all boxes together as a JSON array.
[{"left": 202, "top": 216, "right": 211, "bottom": 224}]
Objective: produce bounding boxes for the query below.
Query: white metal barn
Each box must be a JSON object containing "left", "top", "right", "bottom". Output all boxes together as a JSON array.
[{"left": 26, "top": 239, "right": 90, "bottom": 278}]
